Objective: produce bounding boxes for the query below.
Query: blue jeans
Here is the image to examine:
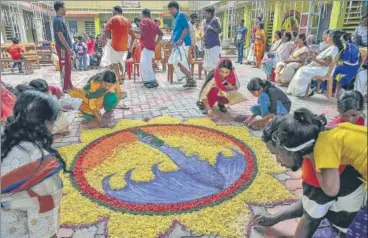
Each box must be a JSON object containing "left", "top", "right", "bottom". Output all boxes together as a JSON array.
[
  {"left": 77, "top": 55, "right": 88, "bottom": 70},
  {"left": 89, "top": 55, "right": 95, "bottom": 66},
  {"left": 251, "top": 92, "right": 288, "bottom": 117},
  {"left": 12, "top": 62, "right": 22, "bottom": 71},
  {"left": 236, "top": 42, "right": 245, "bottom": 63}
]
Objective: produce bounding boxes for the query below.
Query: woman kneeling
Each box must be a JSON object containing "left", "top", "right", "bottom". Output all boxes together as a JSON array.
[
  {"left": 70, "top": 69, "right": 121, "bottom": 127},
  {"left": 198, "top": 59, "right": 246, "bottom": 117}
]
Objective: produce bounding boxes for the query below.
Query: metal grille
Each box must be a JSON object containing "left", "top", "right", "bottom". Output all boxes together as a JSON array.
[{"left": 85, "top": 21, "right": 96, "bottom": 36}]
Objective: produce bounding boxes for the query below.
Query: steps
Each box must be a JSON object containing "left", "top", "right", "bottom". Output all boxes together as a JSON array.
[
  {"left": 343, "top": 1, "right": 362, "bottom": 34},
  {"left": 267, "top": 12, "right": 274, "bottom": 43}
]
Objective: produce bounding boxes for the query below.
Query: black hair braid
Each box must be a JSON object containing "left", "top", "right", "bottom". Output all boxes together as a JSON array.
[{"left": 1, "top": 117, "right": 70, "bottom": 173}]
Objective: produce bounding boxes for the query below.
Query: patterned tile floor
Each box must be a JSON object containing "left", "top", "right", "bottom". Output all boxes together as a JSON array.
[{"left": 2, "top": 62, "right": 341, "bottom": 238}]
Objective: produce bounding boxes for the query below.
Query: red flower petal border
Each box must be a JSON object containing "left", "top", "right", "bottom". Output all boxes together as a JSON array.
[{"left": 70, "top": 124, "right": 258, "bottom": 215}]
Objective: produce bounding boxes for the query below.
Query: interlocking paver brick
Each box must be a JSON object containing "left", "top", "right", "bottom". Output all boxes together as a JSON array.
[{"left": 2, "top": 61, "right": 351, "bottom": 238}]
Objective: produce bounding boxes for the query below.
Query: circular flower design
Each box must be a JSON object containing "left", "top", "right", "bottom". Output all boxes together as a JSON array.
[
  {"left": 59, "top": 116, "right": 294, "bottom": 237},
  {"left": 72, "top": 125, "right": 257, "bottom": 214}
]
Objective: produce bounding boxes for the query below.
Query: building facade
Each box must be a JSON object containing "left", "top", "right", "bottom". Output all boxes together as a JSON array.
[
  {"left": 1, "top": 1, "right": 365, "bottom": 43},
  {"left": 1, "top": 1, "right": 54, "bottom": 43},
  {"left": 207, "top": 0, "right": 365, "bottom": 46}
]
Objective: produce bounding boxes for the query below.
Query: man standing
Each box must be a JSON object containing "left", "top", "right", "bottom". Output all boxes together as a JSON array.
[
  {"left": 53, "top": 2, "right": 73, "bottom": 92},
  {"left": 139, "top": 8, "right": 163, "bottom": 88},
  {"left": 203, "top": 7, "right": 222, "bottom": 72},
  {"left": 102, "top": 6, "right": 135, "bottom": 83},
  {"left": 189, "top": 13, "right": 198, "bottom": 48},
  {"left": 167, "top": 1, "right": 196, "bottom": 88},
  {"left": 235, "top": 20, "right": 247, "bottom": 64}
]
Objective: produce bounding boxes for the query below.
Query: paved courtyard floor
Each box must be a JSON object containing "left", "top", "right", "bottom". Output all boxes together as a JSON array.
[{"left": 2, "top": 62, "right": 342, "bottom": 238}]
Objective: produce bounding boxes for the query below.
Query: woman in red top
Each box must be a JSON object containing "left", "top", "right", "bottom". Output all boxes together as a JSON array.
[{"left": 6, "top": 38, "right": 24, "bottom": 73}]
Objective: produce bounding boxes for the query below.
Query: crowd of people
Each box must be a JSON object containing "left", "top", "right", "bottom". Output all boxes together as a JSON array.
[{"left": 1, "top": 1, "right": 367, "bottom": 238}]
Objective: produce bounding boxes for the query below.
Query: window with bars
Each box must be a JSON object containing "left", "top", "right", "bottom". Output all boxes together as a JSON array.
[
  {"left": 5, "top": 25, "right": 20, "bottom": 40},
  {"left": 85, "top": 21, "right": 95, "bottom": 36},
  {"left": 69, "top": 21, "right": 78, "bottom": 33}
]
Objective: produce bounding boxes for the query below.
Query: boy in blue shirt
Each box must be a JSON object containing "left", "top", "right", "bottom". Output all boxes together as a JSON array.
[{"left": 167, "top": 1, "right": 196, "bottom": 87}]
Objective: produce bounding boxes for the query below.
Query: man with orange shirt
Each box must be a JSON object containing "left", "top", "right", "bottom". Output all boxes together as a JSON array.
[
  {"left": 102, "top": 6, "right": 135, "bottom": 83},
  {"left": 6, "top": 38, "right": 24, "bottom": 73}
]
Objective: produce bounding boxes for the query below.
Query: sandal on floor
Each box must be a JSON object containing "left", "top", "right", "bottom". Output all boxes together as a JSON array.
[
  {"left": 146, "top": 83, "right": 159, "bottom": 88},
  {"left": 196, "top": 101, "right": 205, "bottom": 110},
  {"left": 218, "top": 104, "right": 227, "bottom": 113}
]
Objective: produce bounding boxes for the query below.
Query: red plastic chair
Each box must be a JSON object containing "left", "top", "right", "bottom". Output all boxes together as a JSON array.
[{"left": 125, "top": 43, "right": 141, "bottom": 81}]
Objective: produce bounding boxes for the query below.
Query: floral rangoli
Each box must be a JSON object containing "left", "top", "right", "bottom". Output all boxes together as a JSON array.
[{"left": 58, "top": 116, "right": 294, "bottom": 237}]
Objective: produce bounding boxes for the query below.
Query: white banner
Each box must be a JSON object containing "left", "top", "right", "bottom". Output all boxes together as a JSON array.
[{"left": 121, "top": 1, "right": 141, "bottom": 8}]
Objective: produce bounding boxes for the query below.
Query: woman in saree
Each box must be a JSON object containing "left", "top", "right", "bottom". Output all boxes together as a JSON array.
[
  {"left": 316, "top": 33, "right": 360, "bottom": 95},
  {"left": 254, "top": 22, "right": 267, "bottom": 68},
  {"left": 70, "top": 69, "right": 122, "bottom": 127},
  {"left": 287, "top": 30, "right": 341, "bottom": 97},
  {"left": 262, "top": 31, "right": 283, "bottom": 80},
  {"left": 275, "top": 33, "right": 309, "bottom": 84},
  {"left": 197, "top": 58, "right": 246, "bottom": 117},
  {"left": 1, "top": 91, "right": 68, "bottom": 238}
]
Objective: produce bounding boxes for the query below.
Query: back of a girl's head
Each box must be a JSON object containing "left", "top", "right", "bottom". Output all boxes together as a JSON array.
[
  {"left": 262, "top": 115, "right": 287, "bottom": 144},
  {"left": 337, "top": 90, "right": 364, "bottom": 114},
  {"left": 247, "top": 77, "right": 272, "bottom": 92},
  {"left": 218, "top": 59, "right": 232, "bottom": 70},
  {"left": 102, "top": 69, "right": 117, "bottom": 84},
  {"left": 29, "top": 79, "right": 49, "bottom": 93},
  {"left": 11, "top": 91, "right": 60, "bottom": 125},
  {"left": 14, "top": 84, "right": 34, "bottom": 96},
  {"left": 276, "top": 108, "right": 327, "bottom": 152}
]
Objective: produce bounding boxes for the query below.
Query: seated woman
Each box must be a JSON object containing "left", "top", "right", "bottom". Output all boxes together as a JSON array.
[
  {"left": 287, "top": 30, "right": 341, "bottom": 97},
  {"left": 1, "top": 91, "right": 67, "bottom": 238},
  {"left": 255, "top": 108, "right": 366, "bottom": 237},
  {"left": 245, "top": 77, "right": 291, "bottom": 129},
  {"left": 354, "top": 54, "right": 367, "bottom": 98},
  {"left": 316, "top": 30, "right": 331, "bottom": 54},
  {"left": 262, "top": 31, "right": 283, "bottom": 80},
  {"left": 197, "top": 59, "right": 246, "bottom": 117},
  {"left": 317, "top": 34, "right": 360, "bottom": 95},
  {"left": 70, "top": 69, "right": 122, "bottom": 127},
  {"left": 275, "top": 33, "right": 309, "bottom": 84}
]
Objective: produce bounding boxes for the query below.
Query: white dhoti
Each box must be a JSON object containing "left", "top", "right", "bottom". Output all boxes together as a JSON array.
[
  {"left": 204, "top": 46, "right": 221, "bottom": 72},
  {"left": 354, "top": 69, "right": 367, "bottom": 97},
  {"left": 168, "top": 45, "right": 190, "bottom": 81},
  {"left": 101, "top": 40, "right": 127, "bottom": 67},
  {"left": 140, "top": 48, "right": 156, "bottom": 83}
]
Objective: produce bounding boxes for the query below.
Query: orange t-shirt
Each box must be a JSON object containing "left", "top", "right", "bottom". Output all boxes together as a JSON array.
[{"left": 105, "top": 15, "right": 132, "bottom": 52}]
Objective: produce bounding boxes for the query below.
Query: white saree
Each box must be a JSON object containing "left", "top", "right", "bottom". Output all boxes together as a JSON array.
[{"left": 287, "top": 45, "right": 339, "bottom": 97}]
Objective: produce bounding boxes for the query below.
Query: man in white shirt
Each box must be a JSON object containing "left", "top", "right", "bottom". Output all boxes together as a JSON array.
[{"left": 189, "top": 13, "right": 198, "bottom": 47}]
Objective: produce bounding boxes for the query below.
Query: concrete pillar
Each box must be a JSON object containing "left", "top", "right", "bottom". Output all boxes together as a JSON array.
[
  {"left": 223, "top": 10, "right": 228, "bottom": 40},
  {"left": 243, "top": 2, "right": 252, "bottom": 47},
  {"left": 94, "top": 15, "right": 101, "bottom": 34},
  {"left": 34, "top": 18, "right": 45, "bottom": 42},
  {"left": 329, "top": 0, "right": 346, "bottom": 30},
  {"left": 17, "top": 9, "right": 28, "bottom": 42},
  {"left": 272, "top": 1, "right": 283, "bottom": 39}
]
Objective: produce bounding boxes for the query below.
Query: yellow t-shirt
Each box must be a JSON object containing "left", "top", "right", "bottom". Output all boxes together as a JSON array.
[{"left": 314, "top": 123, "right": 367, "bottom": 184}]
